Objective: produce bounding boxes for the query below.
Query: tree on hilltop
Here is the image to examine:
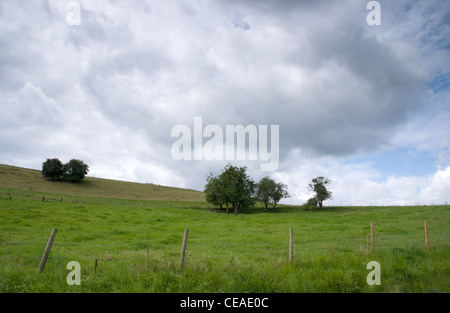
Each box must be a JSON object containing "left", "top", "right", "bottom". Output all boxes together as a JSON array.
[
  {"left": 42, "top": 158, "right": 89, "bottom": 183},
  {"left": 63, "top": 159, "right": 89, "bottom": 182},
  {"left": 42, "top": 158, "right": 64, "bottom": 181}
]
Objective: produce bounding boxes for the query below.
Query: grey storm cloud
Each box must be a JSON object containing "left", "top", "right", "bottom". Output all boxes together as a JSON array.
[{"left": 0, "top": 0, "right": 449, "bottom": 198}]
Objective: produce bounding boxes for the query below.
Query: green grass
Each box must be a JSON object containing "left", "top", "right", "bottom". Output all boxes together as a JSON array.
[
  {"left": 0, "top": 189, "right": 448, "bottom": 293},
  {"left": 0, "top": 165, "right": 449, "bottom": 293}
]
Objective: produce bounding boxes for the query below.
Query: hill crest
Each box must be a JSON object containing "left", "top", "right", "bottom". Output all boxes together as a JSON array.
[{"left": 0, "top": 164, "right": 205, "bottom": 202}]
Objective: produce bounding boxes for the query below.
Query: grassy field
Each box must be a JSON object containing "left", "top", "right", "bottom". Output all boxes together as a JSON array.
[{"left": 0, "top": 165, "right": 449, "bottom": 293}]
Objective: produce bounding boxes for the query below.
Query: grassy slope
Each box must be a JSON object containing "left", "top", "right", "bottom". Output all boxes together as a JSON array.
[
  {"left": 0, "top": 164, "right": 205, "bottom": 202},
  {"left": 0, "top": 164, "right": 449, "bottom": 293}
]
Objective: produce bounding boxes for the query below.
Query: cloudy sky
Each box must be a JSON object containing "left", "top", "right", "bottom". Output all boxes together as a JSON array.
[{"left": 1, "top": 0, "right": 449, "bottom": 206}]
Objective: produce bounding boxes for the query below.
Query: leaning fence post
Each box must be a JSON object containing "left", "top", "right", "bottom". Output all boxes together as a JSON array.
[
  {"left": 38, "top": 228, "right": 58, "bottom": 272},
  {"left": 424, "top": 221, "right": 430, "bottom": 250},
  {"left": 179, "top": 228, "right": 189, "bottom": 268}
]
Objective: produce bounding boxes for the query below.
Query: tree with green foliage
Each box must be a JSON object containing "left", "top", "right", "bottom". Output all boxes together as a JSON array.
[
  {"left": 307, "top": 176, "right": 332, "bottom": 209},
  {"left": 256, "top": 176, "right": 290, "bottom": 210},
  {"left": 222, "top": 164, "right": 256, "bottom": 215},
  {"left": 63, "top": 159, "right": 89, "bottom": 182},
  {"left": 204, "top": 164, "right": 256, "bottom": 216},
  {"left": 42, "top": 158, "right": 64, "bottom": 181},
  {"left": 204, "top": 173, "right": 229, "bottom": 212}
]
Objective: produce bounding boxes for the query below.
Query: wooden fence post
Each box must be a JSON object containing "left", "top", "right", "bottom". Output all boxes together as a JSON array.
[
  {"left": 179, "top": 228, "right": 189, "bottom": 268},
  {"left": 38, "top": 228, "right": 58, "bottom": 272},
  {"left": 370, "top": 222, "right": 374, "bottom": 252},
  {"left": 289, "top": 228, "right": 294, "bottom": 263},
  {"left": 424, "top": 221, "right": 430, "bottom": 250}
]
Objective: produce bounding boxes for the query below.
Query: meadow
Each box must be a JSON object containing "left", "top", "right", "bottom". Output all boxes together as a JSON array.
[{"left": 0, "top": 165, "right": 449, "bottom": 293}]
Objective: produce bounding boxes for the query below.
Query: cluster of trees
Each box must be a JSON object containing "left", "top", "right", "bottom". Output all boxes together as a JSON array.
[
  {"left": 204, "top": 164, "right": 290, "bottom": 216},
  {"left": 41, "top": 157, "right": 332, "bottom": 209},
  {"left": 42, "top": 158, "right": 89, "bottom": 183},
  {"left": 204, "top": 164, "right": 333, "bottom": 213}
]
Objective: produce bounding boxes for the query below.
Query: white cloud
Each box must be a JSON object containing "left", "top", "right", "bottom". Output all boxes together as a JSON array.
[
  {"left": 418, "top": 167, "right": 450, "bottom": 204},
  {"left": 1, "top": 82, "right": 62, "bottom": 128},
  {"left": 276, "top": 160, "right": 450, "bottom": 206},
  {"left": 0, "top": 0, "right": 449, "bottom": 205}
]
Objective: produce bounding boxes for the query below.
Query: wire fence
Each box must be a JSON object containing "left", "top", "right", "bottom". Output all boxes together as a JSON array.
[
  {"left": 1, "top": 221, "right": 449, "bottom": 273},
  {"left": 1, "top": 190, "right": 449, "bottom": 273},
  {"left": 2, "top": 190, "right": 449, "bottom": 207},
  {"left": 0, "top": 191, "right": 200, "bottom": 209}
]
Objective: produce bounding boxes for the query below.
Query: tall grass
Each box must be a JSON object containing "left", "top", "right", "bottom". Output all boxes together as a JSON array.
[{"left": 0, "top": 186, "right": 448, "bottom": 293}]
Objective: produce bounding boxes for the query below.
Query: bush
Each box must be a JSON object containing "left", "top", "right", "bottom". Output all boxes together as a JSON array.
[{"left": 304, "top": 197, "right": 319, "bottom": 210}]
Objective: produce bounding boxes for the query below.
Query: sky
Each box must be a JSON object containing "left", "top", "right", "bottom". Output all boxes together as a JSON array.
[{"left": 1, "top": 0, "right": 449, "bottom": 206}]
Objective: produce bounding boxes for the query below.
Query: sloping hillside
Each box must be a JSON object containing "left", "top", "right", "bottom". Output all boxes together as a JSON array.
[{"left": 0, "top": 164, "right": 205, "bottom": 201}]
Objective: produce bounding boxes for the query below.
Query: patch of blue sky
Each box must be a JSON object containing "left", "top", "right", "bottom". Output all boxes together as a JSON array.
[
  {"left": 343, "top": 148, "right": 437, "bottom": 182},
  {"left": 429, "top": 73, "right": 450, "bottom": 94}
]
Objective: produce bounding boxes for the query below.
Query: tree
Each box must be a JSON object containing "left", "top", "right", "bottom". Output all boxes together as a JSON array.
[
  {"left": 204, "top": 173, "right": 229, "bottom": 212},
  {"left": 256, "top": 177, "right": 290, "bottom": 210},
  {"left": 204, "top": 164, "right": 256, "bottom": 216},
  {"left": 307, "top": 176, "right": 332, "bottom": 209},
  {"left": 221, "top": 164, "right": 256, "bottom": 216},
  {"left": 42, "top": 158, "right": 64, "bottom": 181},
  {"left": 63, "top": 159, "right": 89, "bottom": 182}
]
